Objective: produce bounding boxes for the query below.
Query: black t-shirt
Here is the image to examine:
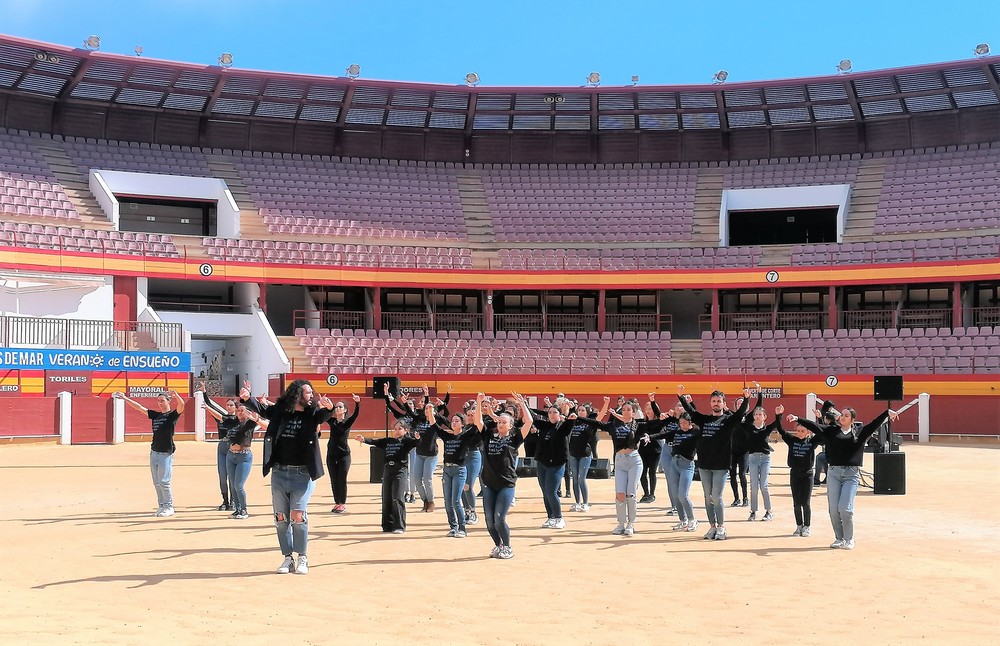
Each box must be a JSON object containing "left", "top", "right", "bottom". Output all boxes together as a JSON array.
[
  {"left": 480, "top": 427, "right": 524, "bottom": 489},
  {"left": 776, "top": 422, "right": 824, "bottom": 471},
  {"left": 797, "top": 411, "right": 889, "bottom": 467},
  {"left": 215, "top": 415, "right": 241, "bottom": 441},
  {"left": 531, "top": 418, "right": 573, "bottom": 466},
  {"left": 325, "top": 403, "right": 360, "bottom": 457},
  {"left": 148, "top": 409, "right": 180, "bottom": 454},
  {"left": 575, "top": 416, "right": 666, "bottom": 453},
  {"left": 366, "top": 435, "right": 419, "bottom": 471},
  {"left": 228, "top": 419, "right": 256, "bottom": 449},
  {"left": 683, "top": 396, "right": 749, "bottom": 470},
  {"left": 412, "top": 417, "right": 439, "bottom": 457},
  {"left": 744, "top": 420, "right": 777, "bottom": 454},
  {"left": 568, "top": 420, "right": 598, "bottom": 458},
  {"left": 436, "top": 426, "right": 482, "bottom": 464}
]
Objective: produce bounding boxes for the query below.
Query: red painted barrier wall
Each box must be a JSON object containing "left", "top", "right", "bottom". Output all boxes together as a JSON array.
[{"left": 0, "top": 397, "right": 57, "bottom": 437}]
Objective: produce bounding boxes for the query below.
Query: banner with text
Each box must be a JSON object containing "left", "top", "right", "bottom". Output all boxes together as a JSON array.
[{"left": 0, "top": 349, "right": 191, "bottom": 372}]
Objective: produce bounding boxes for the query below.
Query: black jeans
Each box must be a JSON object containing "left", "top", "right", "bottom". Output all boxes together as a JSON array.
[
  {"left": 730, "top": 451, "right": 749, "bottom": 501},
  {"left": 326, "top": 451, "right": 352, "bottom": 505},
  {"left": 639, "top": 450, "right": 659, "bottom": 497},
  {"left": 790, "top": 468, "right": 814, "bottom": 527},
  {"left": 381, "top": 467, "right": 408, "bottom": 532}
]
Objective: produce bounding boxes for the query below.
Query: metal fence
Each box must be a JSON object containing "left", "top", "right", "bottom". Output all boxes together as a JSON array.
[{"left": 0, "top": 316, "right": 183, "bottom": 352}]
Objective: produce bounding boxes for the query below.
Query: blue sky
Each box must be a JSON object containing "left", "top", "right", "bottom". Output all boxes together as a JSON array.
[{"left": 1, "top": 0, "right": 996, "bottom": 88}]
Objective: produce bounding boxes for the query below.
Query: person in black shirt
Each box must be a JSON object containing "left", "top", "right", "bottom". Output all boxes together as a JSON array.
[
  {"left": 637, "top": 398, "right": 663, "bottom": 504},
  {"left": 198, "top": 380, "right": 246, "bottom": 512},
  {"left": 772, "top": 404, "right": 823, "bottom": 537},
  {"left": 648, "top": 410, "right": 702, "bottom": 531},
  {"left": 115, "top": 390, "right": 185, "bottom": 517},
  {"left": 357, "top": 419, "right": 420, "bottom": 534},
  {"left": 479, "top": 392, "right": 525, "bottom": 559},
  {"left": 259, "top": 379, "right": 334, "bottom": 575},
  {"left": 385, "top": 384, "right": 420, "bottom": 503},
  {"left": 226, "top": 402, "right": 265, "bottom": 520},
  {"left": 566, "top": 402, "right": 605, "bottom": 512},
  {"left": 787, "top": 405, "right": 898, "bottom": 550},
  {"left": 461, "top": 399, "right": 484, "bottom": 526},
  {"left": 324, "top": 393, "right": 361, "bottom": 513},
  {"left": 739, "top": 388, "right": 776, "bottom": 522},
  {"left": 434, "top": 410, "right": 484, "bottom": 537},
  {"left": 523, "top": 401, "right": 574, "bottom": 530}
]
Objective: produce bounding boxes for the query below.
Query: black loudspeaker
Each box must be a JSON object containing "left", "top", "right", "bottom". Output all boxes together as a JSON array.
[
  {"left": 873, "top": 375, "right": 903, "bottom": 401},
  {"left": 369, "top": 445, "right": 385, "bottom": 483},
  {"left": 874, "top": 452, "right": 906, "bottom": 495},
  {"left": 516, "top": 457, "right": 537, "bottom": 477},
  {"left": 372, "top": 376, "right": 400, "bottom": 400},
  {"left": 586, "top": 458, "right": 610, "bottom": 479}
]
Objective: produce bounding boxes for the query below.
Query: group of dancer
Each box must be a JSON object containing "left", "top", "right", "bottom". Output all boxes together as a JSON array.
[{"left": 120, "top": 378, "right": 899, "bottom": 572}]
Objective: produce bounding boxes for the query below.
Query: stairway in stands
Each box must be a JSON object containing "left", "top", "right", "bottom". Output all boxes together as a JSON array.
[
  {"left": 842, "top": 158, "right": 887, "bottom": 242},
  {"left": 34, "top": 139, "right": 112, "bottom": 228},
  {"left": 670, "top": 338, "right": 704, "bottom": 374},
  {"left": 205, "top": 155, "right": 271, "bottom": 240},
  {"left": 456, "top": 170, "right": 498, "bottom": 268},
  {"left": 278, "top": 336, "right": 309, "bottom": 373},
  {"left": 690, "top": 167, "right": 725, "bottom": 244}
]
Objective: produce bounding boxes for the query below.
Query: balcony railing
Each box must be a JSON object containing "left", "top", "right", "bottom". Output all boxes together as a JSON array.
[{"left": 0, "top": 316, "right": 183, "bottom": 352}]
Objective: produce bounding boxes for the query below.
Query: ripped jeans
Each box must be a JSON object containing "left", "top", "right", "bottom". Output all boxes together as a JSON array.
[{"left": 270, "top": 465, "right": 316, "bottom": 557}]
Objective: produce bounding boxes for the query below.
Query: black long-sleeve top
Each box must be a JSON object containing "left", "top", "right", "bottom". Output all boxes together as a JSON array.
[
  {"left": 386, "top": 397, "right": 419, "bottom": 422},
  {"left": 260, "top": 403, "right": 332, "bottom": 479},
  {"left": 480, "top": 426, "right": 525, "bottom": 489},
  {"left": 638, "top": 401, "right": 663, "bottom": 457},
  {"left": 228, "top": 419, "right": 257, "bottom": 449},
  {"left": 325, "top": 401, "right": 360, "bottom": 457},
  {"left": 205, "top": 397, "right": 242, "bottom": 440},
  {"left": 774, "top": 417, "right": 825, "bottom": 471},
  {"left": 435, "top": 425, "right": 482, "bottom": 465},
  {"left": 410, "top": 412, "right": 443, "bottom": 457},
  {"left": 731, "top": 392, "right": 762, "bottom": 456},
  {"left": 681, "top": 395, "right": 750, "bottom": 470},
  {"left": 528, "top": 415, "right": 574, "bottom": 467},
  {"left": 794, "top": 411, "right": 890, "bottom": 467},
  {"left": 574, "top": 415, "right": 667, "bottom": 453},
  {"left": 568, "top": 419, "right": 599, "bottom": 458},
  {"left": 363, "top": 435, "right": 419, "bottom": 469},
  {"left": 648, "top": 417, "right": 702, "bottom": 460}
]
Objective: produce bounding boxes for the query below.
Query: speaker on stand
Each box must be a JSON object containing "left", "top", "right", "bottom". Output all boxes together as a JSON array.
[
  {"left": 369, "top": 377, "right": 401, "bottom": 483},
  {"left": 872, "top": 375, "right": 905, "bottom": 495}
]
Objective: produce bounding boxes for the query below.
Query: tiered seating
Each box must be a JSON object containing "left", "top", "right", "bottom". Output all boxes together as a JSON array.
[
  {"left": 875, "top": 145, "right": 1000, "bottom": 234},
  {"left": 793, "top": 236, "right": 1000, "bottom": 264},
  {"left": 0, "top": 223, "right": 179, "bottom": 257},
  {"left": 234, "top": 156, "right": 467, "bottom": 240},
  {"left": 703, "top": 327, "right": 1000, "bottom": 374},
  {"left": 294, "top": 328, "right": 673, "bottom": 374},
  {"left": 498, "top": 245, "right": 762, "bottom": 270},
  {"left": 204, "top": 239, "right": 472, "bottom": 268},
  {"left": 483, "top": 165, "right": 698, "bottom": 242},
  {"left": 0, "top": 131, "right": 78, "bottom": 219},
  {"left": 724, "top": 156, "right": 859, "bottom": 189},
  {"left": 61, "top": 137, "right": 214, "bottom": 177}
]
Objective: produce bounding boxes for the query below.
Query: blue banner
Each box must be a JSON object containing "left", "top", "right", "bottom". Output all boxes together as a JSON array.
[{"left": 0, "top": 348, "right": 191, "bottom": 371}]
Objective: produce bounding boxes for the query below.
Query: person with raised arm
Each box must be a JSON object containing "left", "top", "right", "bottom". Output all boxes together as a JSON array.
[
  {"left": 434, "top": 409, "right": 484, "bottom": 537},
  {"left": 479, "top": 392, "right": 525, "bottom": 559},
  {"left": 410, "top": 385, "right": 443, "bottom": 513},
  {"left": 647, "top": 408, "right": 702, "bottom": 531},
  {"left": 637, "top": 395, "right": 663, "bottom": 504},
  {"left": 678, "top": 384, "right": 751, "bottom": 541},
  {"left": 258, "top": 380, "right": 334, "bottom": 575},
  {"left": 460, "top": 398, "right": 484, "bottom": 526},
  {"left": 736, "top": 385, "right": 775, "bottom": 522},
  {"left": 324, "top": 393, "right": 362, "bottom": 514},
  {"left": 225, "top": 401, "right": 267, "bottom": 519},
  {"left": 771, "top": 404, "right": 823, "bottom": 537},
  {"left": 356, "top": 419, "right": 420, "bottom": 534},
  {"left": 521, "top": 398, "right": 574, "bottom": 530},
  {"left": 197, "top": 380, "right": 249, "bottom": 512},
  {"left": 786, "top": 405, "right": 898, "bottom": 549},
  {"left": 114, "top": 389, "right": 185, "bottom": 517},
  {"left": 566, "top": 402, "right": 600, "bottom": 512}
]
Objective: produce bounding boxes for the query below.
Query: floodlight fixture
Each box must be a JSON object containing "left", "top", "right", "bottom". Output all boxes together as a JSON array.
[
  {"left": 134, "top": 46, "right": 143, "bottom": 57},
  {"left": 465, "top": 72, "right": 480, "bottom": 87},
  {"left": 712, "top": 70, "right": 728, "bottom": 84},
  {"left": 974, "top": 43, "right": 991, "bottom": 57},
  {"left": 83, "top": 35, "right": 101, "bottom": 51},
  {"left": 34, "top": 51, "right": 60, "bottom": 64},
  {"left": 218, "top": 52, "right": 234, "bottom": 68},
  {"left": 631, "top": 75, "right": 640, "bottom": 85},
  {"left": 837, "top": 59, "right": 853, "bottom": 74},
  {"left": 586, "top": 72, "right": 601, "bottom": 87},
  {"left": 346, "top": 63, "right": 361, "bottom": 79}
]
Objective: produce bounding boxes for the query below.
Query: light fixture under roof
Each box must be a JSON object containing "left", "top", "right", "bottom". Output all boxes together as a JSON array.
[
  {"left": 465, "top": 72, "right": 480, "bottom": 87},
  {"left": 974, "top": 43, "right": 991, "bottom": 57},
  {"left": 83, "top": 35, "right": 101, "bottom": 51},
  {"left": 346, "top": 63, "right": 361, "bottom": 79},
  {"left": 586, "top": 72, "right": 601, "bottom": 87},
  {"left": 134, "top": 45, "right": 143, "bottom": 57},
  {"left": 218, "top": 52, "right": 234, "bottom": 68},
  {"left": 712, "top": 70, "right": 728, "bottom": 84},
  {"left": 630, "top": 75, "right": 640, "bottom": 85},
  {"left": 837, "top": 59, "right": 853, "bottom": 74}
]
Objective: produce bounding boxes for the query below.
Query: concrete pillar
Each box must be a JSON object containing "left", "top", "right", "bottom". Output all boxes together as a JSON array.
[
  {"left": 112, "top": 396, "right": 125, "bottom": 444},
  {"left": 57, "top": 391, "right": 72, "bottom": 445},
  {"left": 806, "top": 392, "right": 817, "bottom": 420},
  {"left": 195, "top": 391, "right": 207, "bottom": 442},
  {"left": 918, "top": 392, "right": 930, "bottom": 443}
]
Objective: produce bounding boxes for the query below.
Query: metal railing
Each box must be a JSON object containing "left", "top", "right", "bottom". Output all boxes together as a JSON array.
[
  {"left": 703, "top": 355, "right": 997, "bottom": 375},
  {"left": 433, "top": 312, "right": 484, "bottom": 332},
  {"left": 0, "top": 315, "right": 183, "bottom": 351},
  {"left": 382, "top": 311, "right": 432, "bottom": 331},
  {"left": 967, "top": 306, "right": 1000, "bottom": 327},
  {"left": 292, "top": 310, "right": 371, "bottom": 331},
  {"left": 840, "top": 308, "right": 953, "bottom": 330},
  {"left": 605, "top": 313, "right": 673, "bottom": 333}
]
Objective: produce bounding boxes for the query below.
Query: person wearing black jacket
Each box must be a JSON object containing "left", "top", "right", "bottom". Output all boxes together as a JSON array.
[
  {"left": 523, "top": 400, "right": 574, "bottom": 530},
  {"left": 259, "top": 379, "right": 334, "bottom": 575},
  {"left": 357, "top": 419, "right": 420, "bottom": 534},
  {"left": 479, "top": 393, "right": 526, "bottom": 560},
  {"left": 787, "top": 405, "right": 898, "bottom": 550},
  {"left": 679, "top": 385, "right": 751, "bottom": 541},
  {"left": 324, "top": 393, "right": 361, "bottom": 514},
  {"left": 384, "top": 384, "right": 421, "bottom": 503},
  {"left": 772, "top": 404, "right": 823, "bottom": 537}
]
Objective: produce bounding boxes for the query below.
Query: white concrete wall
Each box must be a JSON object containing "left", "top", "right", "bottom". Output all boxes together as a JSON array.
[
  {"left": 0, "top": 274, "right": 113, "bottom": 319},
  {"left": 719, "top": 184, "right": 852, "bottom": 246}
]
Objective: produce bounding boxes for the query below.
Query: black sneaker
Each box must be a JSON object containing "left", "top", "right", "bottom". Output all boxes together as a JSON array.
[
  {"left": 730, "top": 500, "right": 741, "bottom": 507},
  {"left": 741, "top": 499, "right": 749, "bottom": 507},
  {"left": 218, "top": 503, "right": 230, "bottom": 511},
  {"left": 638, "top": 495, "right": 652, "bottom": 503}
]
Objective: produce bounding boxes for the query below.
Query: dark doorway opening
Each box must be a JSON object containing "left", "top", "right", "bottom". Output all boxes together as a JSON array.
[{"left": 728, "top": 207, "right": 838, "bottom": 246}]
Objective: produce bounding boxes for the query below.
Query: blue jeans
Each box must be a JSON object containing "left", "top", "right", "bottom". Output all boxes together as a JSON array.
[
  {"left": 442, "top": 464, "right": 468, "bottom": 531},
  {"left": 150, "top": 450, "right": 173, "bottom": 509},
  {"left": 270, "top": 465, "right": 316, "bottom": 556},
  {"left": 462, "top": 449, "right": 482, "bottom": 514},
  {"left": 568, "top": 455, "right": 593, "bottom": 505},
  {"left": 536, "top": 462, "right": 566, "bottom": 519},
  {"left": 226, "top": 450, "right": 253, "bottom": 512},
  {"left": 748, "top": 452, "right": 772, "bottom": 513},
  {"left": 217, "top": 440, "right": 232, "bottom": 504},
  {"left": 700, "top": 468, "right": 729, "bottom": 526},
  {"left": 412, "top": 453, "right": 438, "bottom": 503},
  {"left": 614, "top": 451, "right": 643, "bottom": 496},
  {"left": 408, "top": 448, "right": 418, "bottom": 493},
  {"left": 482, "top": 484, "right": 515, "bottom": 547},
  {"left": 827, "top": 465, "right": 860, "bottom": 541},
  {"left": 661, "top": 444, "right": 677, "bottom": 510},
  {"left": 670, "top": 455, "right": 696, "bottom": 522}
]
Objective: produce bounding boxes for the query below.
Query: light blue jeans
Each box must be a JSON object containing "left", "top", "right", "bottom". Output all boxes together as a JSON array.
[
  {"left": 661, "top": 443, "right": 677, "bottom": 510},
  {"left": 150, "top": 450, "right": 174, "bottom": 509},
  {"left": 827, "top": 465, "right": 860, "bottom": 541},
  {"left": 217, "top": 439, "right": 232, "bottom": 504},
  {"left": 670, "top": 455, "right": 696, "bottom": 522},
  {"left": 483, "top": 484, "right": 515, "bottom": 547},
  {"left": 412, "top": 453, "right": 438, "bottom": 503},
  {"left": 270, "top": 465, "right": 316, "bottom": 556},
  {"left": 226, "top": 449, "right": 253, "bottom": 512},
  {"left": 700, "top": 468, "right": 729, "bottom": 526},
  {"left": 568, "top": 455, "right": 593, "bottom": 505},
  {"left": 462, "top": 449, "right": 482, "bottom": 514},
  {"left": 614, "top": 451, "right": 643, "bottom": 496},
  {"left": 442, "top": 464, "right": 468, "bottom": 531},
  {"left": 536, "top": 462, "right": 566, "bottom": 519},
  {"left": 748, "top": 452, "right": 772, "bottom": 513}
]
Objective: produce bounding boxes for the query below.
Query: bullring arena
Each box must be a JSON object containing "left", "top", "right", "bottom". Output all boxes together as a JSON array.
[{"left": 1, "top": 18, "right": 1000, "bottom": 645}]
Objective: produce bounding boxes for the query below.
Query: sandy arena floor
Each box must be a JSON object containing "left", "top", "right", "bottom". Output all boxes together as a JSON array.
[{"left": 0, "top": 439, "right": 997, "bottom": 645}]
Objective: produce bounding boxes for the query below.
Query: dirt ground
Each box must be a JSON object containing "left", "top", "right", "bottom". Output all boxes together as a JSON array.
[{"left": 1, "top": 439, "right": 997, "bottom": 645}]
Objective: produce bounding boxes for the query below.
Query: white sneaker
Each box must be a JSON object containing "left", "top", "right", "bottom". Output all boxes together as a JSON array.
[
  {"left": 623, "top": 524, "right": 634, "bottom": 536},
  {"left": 714, "top": 526, "right": 728, "bottom": 540},
  {"left": 455, "top": 530, "right": 467, "bottom": 538},
  {"left": 686, "top": 519, "right": 699, "bottom": 532},
  {"left": 569, "top": 503, "right": 579, "bottom": 512},
  {"left": 551, "top": 518, "right": 566, "bottom": 529},
  {"left": 498, "top": 545, "right": 514, "bottom": 560},
  {"left": 612, "top": 525, "right": 625, "bottom": 535},
  {"left": 541, "top": 518, "right": 555, "bottom": 528},
  {"left": 703, "top": 527, "right": 717, "bottom": 540},
  {"left": 830, "top": 539, "right": 846, "bottom": 549},
  {"left": 762, "top": 510, "right": 773, "bottom": 522},
  {"left": 665, "top": 507, "right": 677, "bottom": 516},
  {"left": 294, "top": 555, "right": 309, "bottom": 574},
  {"left": 672, "top": 520, "right": 687, "bottom": 531},
  {"left": 842, "top": 539, "right": 855, "bottom": 550},
  {"left": 156, "top": 507, "right": 174, "bottom": 517},
  {"left": 276, "top": 556, "right": 295, "bottom": 574},
  {"left": 792, "top": 525, "right": 803, "bottom": 536},
  {"left": 580, "top": 503, "right": 590, "bottom": 512},
  {"left": 447, "top": 528, "right": 458, "bottom": 537},
  {"left": 801, "top": 526, "right": 811, "bottom": 537},
  {"left": 489, "top": 545, "right": 502, "bottom": 558}
]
